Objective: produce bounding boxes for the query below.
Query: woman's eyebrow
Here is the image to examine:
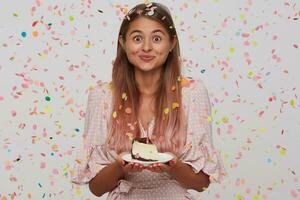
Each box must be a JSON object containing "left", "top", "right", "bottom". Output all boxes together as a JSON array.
[{"left": 129, "top": 29, "right": 166, "bottom": 36}]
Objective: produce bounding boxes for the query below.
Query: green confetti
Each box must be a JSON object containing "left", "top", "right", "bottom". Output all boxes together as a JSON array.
[{"left": 45, "top": 96, "right": 51, "bottom": 101}]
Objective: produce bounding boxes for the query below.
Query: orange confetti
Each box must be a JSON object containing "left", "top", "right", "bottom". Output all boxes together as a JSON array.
[
  {"left": 171, "top": 85, "right": 176, "bottom": 91},
  {"left": 32, "top": 30, "right": 39, "bottom": 37},
  {"left": 125, "top": 107, "right": 132, "bottom": 114}
]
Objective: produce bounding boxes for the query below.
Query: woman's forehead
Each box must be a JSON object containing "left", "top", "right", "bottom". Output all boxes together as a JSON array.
[{"left": 126, "top": 17, "right": 167, "bottom": 35}]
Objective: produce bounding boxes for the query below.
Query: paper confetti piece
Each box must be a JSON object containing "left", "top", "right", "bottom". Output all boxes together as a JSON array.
[
  {"left": 126, "top": 132, "right": 134, "bottom": 140},
  {"left": 69, "top": 16, "right": 74, "bottom": 21},
  {"left": 122, "top": 92, "right": 128, "bottom": 100},
  {"left": 32, "top": 30, "right": 39, "bottom": 37},
  {"left": 172, "top": 102, "right": 179, "bottom": 109},
  {"left": 112, "top": 111, "right": 117, "bottom": 118},
  {"left": 32, "top": 20, "right": 38, "bottom": 27},
  {"left": 279, "top": 147, "right": 286, "bottom": 155},
  {"left": 290, "top": 99, "right": 295, "bottom": 107},
  {"left": 164, "top": 108, "right": 170, "bottom": 114},
  {"left": 125, "top": 107, "right": 132, "bottom": 114},
  {"left": 45, "top": 96, "right": 51, "bottom": 101},
  {"left": 21, "top": 32, "right": 27, "bottom": 38},
  {"left": 44, "top": 106, "right": 52, "bottom": 113},
  {"left": 40, "top": 162, "right": 46, "bottom": 169}
]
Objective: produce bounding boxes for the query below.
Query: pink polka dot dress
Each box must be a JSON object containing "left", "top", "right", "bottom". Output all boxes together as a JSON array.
[{"left": 71, "top": 77, "right": 226, "bottom": 200}]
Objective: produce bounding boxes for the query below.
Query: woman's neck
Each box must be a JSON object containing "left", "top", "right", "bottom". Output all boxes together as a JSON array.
[{"left": 135, "top": 68, "right": 161, "bottom": 96}]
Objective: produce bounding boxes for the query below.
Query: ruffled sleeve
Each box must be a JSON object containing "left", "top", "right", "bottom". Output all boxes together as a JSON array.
[
  {"left": 71, "top": 84, "right": 114, "bottom": 184},
  {"left": 181, "top": 78, "right": 226, "bottom": 183}
]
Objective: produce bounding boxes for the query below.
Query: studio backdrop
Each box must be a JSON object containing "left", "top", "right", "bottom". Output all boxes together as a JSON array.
[{"left": 0, "top": 0, "right": 299, "bottom": 199}]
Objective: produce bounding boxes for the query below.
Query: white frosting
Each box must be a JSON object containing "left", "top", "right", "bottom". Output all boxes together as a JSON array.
[{"left": 132, "top": 140, "right": 159, "bottom": 161}]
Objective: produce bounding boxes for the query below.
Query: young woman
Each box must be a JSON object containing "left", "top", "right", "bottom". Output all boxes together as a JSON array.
[{"left": 72, "top": 2, "right": 225, "bottom": 199}]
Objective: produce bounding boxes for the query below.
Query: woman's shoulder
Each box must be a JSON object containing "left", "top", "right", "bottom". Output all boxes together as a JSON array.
[
  {"left": 87, "top": 80, "right": 113, "bottom": 100},
  {"left": 180, "top": 76, "right": 206, "bottom": 92}
]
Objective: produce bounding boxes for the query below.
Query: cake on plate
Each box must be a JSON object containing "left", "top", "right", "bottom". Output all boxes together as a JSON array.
[{"left": 131, "top": 137, "right": 159, "bottom": 161}]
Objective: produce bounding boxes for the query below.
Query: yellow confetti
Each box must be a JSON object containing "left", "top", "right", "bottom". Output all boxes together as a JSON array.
[
  {"left": 229, "top": 47, "right": 235, "bottom": 53},
  {"left": 248, "top": 71, "right": 254, "bottom": 78},
  {"left": 216, "top": 118, "right": 222, "bottom": 125},
  {"left": 55, "top": 122, "right": 62, "bottom": 129},
  {"left": 85, "top": 40, "right": 90, "bottom": 48},
  {"left": 279, "top": 148, "right": 286, "bottom": 155},
  {"left": 44, "top": 106, "right": 52, "bottom": 113},
  {"left": 12, "top": 12, "right": 18, "bottom": 17},
  {"left": 177, "top": 76, "right": 181, "bottom": 82},
  {"left": 290, "top": 99, "right": 295, "bottom": 107},
  {"left": 164, "top": 108, "right": 170, "bottom": 114},
  {"left": 207, "top": 116, "right": 212, "bottom": 122},
  {"left": 258, "top": 127, "right": 265, "bottom": 134},
  {"left": 240, "top": 14, "right": 246, "bottom": 20},
  {"left": 222, "top": 116, "right": 229, "bottom": 123},
  {"left": 118, "top": 105, "right": 122, "bottom": 110},
  {"left": 122, "top": 92, "right": 128, "bottom": 100},
  {"left": 75, "top": 188, "right": 81, "bottom": 195},
  {"left": 252, "top": 41, "right": 257, "bottom": 47},
  {"left": 252, "top": 195, "right": 260, "bottom": 200},
  {"left": 126, "top": 132, "right": 134, "bottom": 140},
  {"left": 172, "top": 103, "right": 179, "bottom": 109},
  {"left": 112, "top": 111, "right": 117, "bottom": 118},
  {"left": 236, "top": 194, "right": 243, "bottom": 200},
  {"left": 69, "top": 15, "right": 74, "bottom": 21}
]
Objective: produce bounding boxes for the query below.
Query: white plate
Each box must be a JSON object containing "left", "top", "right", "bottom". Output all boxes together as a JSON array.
[{"left": 122, "top": 153, "right": 174, "bottom": 166}]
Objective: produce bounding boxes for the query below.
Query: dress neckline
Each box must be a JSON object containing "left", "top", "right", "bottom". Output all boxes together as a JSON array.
[{"left": 138, "top": 117, "right": 155, "bottom": 138}]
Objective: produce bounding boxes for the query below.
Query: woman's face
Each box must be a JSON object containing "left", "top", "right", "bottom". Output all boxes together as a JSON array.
[{"left": 119, "top": 17, "right": 176, "bottom": 73}]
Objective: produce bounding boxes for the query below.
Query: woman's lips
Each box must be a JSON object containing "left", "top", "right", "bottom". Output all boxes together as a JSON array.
[{"left": 139, "top": 55, "right": 155, "bottom": 62}]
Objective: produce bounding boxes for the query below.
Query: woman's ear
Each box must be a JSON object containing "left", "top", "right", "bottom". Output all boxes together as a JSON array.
[
  {"left": 119, "top": 36, "right": 125, "bottom": 50},
  {"left": 170, "top": 36, "right": 177, "bottom": 52}
]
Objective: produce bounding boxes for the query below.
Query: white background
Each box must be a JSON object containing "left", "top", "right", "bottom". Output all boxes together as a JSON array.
[{"left": 0, "top": 0, "right": 300, "bottom": 199}]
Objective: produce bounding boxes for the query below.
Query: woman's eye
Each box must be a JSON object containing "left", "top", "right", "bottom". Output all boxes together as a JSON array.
[
  {"left": 133, "top": 36, "right": 142, "bottom": 42},
  {"left": 153, "top": 36, "right": 161, "bottom": 42}
]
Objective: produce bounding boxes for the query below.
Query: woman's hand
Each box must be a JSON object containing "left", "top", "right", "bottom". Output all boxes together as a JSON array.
[
  {"left": 147, "top": 153, "right": 178, "bottom": 174},
  {"left": 117, "top": 152, "right": 146, "bottom": 174}
]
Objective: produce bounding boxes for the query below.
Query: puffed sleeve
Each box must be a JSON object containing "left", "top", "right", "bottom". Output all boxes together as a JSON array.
[
  {"left": 181, "top": 79, "right": 226, "bottom": 183},
  {"left": 71, "top": 84, "right": 113, "bottom": 184}
]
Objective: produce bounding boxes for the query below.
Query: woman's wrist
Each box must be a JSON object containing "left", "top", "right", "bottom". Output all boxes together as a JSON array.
[{"left": 113, "top": 160, "right": 126, "bottom": 180}]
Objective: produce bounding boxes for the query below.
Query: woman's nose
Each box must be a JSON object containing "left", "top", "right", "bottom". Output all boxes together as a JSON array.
[{"left": 142, "top": 38, "right": 153, "bottom": 51}]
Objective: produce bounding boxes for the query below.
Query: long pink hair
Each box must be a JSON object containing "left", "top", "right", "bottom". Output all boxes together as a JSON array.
[{"left": 105, "top": 2, "right": 187, "bottom": 156}]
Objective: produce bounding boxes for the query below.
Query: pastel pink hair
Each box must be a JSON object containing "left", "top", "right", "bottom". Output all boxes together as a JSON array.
[{"left": 105, "top": 2, "right": 187, "bottom": 156}]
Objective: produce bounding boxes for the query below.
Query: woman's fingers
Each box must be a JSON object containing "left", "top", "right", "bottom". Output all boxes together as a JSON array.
[{"left": 123, "top": 162, "right": 145, "bottom": 173}]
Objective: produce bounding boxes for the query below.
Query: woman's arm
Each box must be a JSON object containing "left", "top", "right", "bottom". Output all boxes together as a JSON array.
[
  {"left": 169, "top": 161, "right": 210, "bottom": 192},
  {"left": 88, "top": 161, "right": 125, "bottom": 197},
  {"left": 88, "top": 159, "right": 146, "bottom": 197}
]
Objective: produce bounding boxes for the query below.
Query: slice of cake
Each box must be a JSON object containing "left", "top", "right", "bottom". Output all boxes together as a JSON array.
[{"left": 131, "top": 137, "right": 159, "bottom": 161}]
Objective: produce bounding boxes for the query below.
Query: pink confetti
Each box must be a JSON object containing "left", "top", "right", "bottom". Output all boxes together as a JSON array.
[
  {"left": 33, "top": 124, "right": 37, "bottom": 130},
  {"left": 242, "top": 33, "right": 250, "bottom": 38},
  {"left": 11, "top": 110, "right": 17, "bottom": 117},
  {"left": 21, "top": 83, "right": 29, "bottom": 89},
  {"left": 52, "top": 168, "right": 59, "bottom": 175},
  {"left": 291, "top": 190, "right": 298, "bottom": 198},
  {"left": 42, "top": 128, "right": 47, "bottom": 137},
  {"left": 40, "top": 162, "right": 46, "bottom": 169},
  {"left": 0, "top": 96, "right": 4, "bottom": 101},
  {"left": 66, "top": 98, "right": 74, "bottom": 105},
  {"left": 258, "top": 111, "right": 264, "bottom": 118},
  {"left": 293, "top": 44, "right": 298, "bottom": 48}
]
